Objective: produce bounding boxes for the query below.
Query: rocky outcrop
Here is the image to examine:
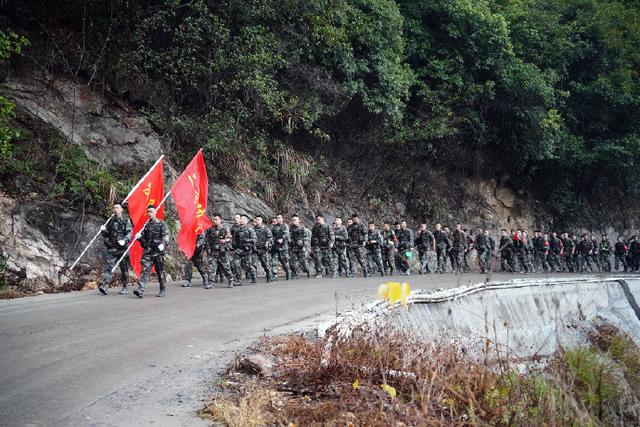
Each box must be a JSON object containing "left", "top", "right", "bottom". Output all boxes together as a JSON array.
[
  {"left": 2, "top": 69, "right": 163, "bottom": 169},
  {"left": 0, "top": 193, "right": 67, "bottom": 290}
]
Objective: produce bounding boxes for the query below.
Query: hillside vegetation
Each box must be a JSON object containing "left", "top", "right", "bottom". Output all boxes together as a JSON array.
[{"left": 1, "top": 0, "right": 639, "bottom": 227}]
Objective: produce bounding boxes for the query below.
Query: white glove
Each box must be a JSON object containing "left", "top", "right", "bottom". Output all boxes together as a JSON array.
[
  {"left": 158, "top": 244, "right": 165, "bottom": 251},
  {"left": 135, "top": 232, "right": 142, "bottom": 240},
  {"left": 118, "top": 239, "right": 126, "bottom": 246},
  {"left": 100, "top": 225, "right": 106, "bottom": 231}
]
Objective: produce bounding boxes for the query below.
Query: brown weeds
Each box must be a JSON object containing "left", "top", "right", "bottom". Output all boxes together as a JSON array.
[{"left": 202, "top": 326, "right": 640, "bottom": 426}]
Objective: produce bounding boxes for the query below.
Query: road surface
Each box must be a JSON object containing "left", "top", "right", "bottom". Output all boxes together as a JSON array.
[{"left": 0, "top": 272, "right": 615, "bottom": 426}]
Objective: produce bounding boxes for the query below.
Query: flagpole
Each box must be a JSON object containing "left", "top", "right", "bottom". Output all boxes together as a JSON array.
[
  {"left": 110, "top": 190, "right": 172, "bottom": 274},
  {"left": 68, "top": 155, "right": 165, "bottom": 271}
]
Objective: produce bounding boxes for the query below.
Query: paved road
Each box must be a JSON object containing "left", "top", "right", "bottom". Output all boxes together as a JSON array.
[{"left": 0, "top": 272, "right": 614, "bottom": 426}]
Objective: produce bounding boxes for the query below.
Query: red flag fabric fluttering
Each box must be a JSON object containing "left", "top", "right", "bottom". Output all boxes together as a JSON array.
[
  {"left": 127, "top": 159, "right": 165, "bottom": 277},
  {"left": 171, "top": 149, "right": 213, "bottom": 259}
]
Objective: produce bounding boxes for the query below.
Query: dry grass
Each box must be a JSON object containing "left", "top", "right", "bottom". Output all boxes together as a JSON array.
[
  {"left": 201, "top": 326, "right": 640, "bottom": 426},
  {"left": 200, "top": 383, "right": 274, "bottom": 427}
]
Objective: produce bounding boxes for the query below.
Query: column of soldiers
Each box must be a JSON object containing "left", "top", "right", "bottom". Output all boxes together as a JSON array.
[{"left": 99, "top": 204, "right": 640, "bottom": 297}]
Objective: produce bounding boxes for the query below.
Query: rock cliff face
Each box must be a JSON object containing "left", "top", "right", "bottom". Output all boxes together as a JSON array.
[{"left": 0, "top": 70, "right": 273, "bottom": 292}]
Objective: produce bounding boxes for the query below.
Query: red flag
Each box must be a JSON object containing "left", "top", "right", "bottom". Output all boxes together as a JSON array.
[
  {"left": 127, "top": 159, "right": 165, "bottom": 277},
  {"left": 171, "top": 150, "right": 213, "bottom": 259}
]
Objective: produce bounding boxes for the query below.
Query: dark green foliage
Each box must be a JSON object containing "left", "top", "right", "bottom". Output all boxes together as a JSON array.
[{"left": 2, "top": 0, "right": 639, "bottom": 223}]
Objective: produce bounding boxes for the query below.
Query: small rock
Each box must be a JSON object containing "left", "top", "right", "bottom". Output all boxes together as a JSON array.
[{"left": 237, "top": 354, "right": 275, "bottom": 377}]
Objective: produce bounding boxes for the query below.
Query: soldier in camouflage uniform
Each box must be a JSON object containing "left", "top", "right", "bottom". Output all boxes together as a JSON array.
[
  {"left": 347, "top": 214, "right": 368, "bottom": 277},
  {"left": 531, "top": 231, "right": 544, "bottom": 272},
  {"left": 463, "top": 229, "right": 474, "bottom": 273},
  {"left": 253, "top": 215, "right": 274, "bottom": 282},
  {"left": 433, "top": 223, "right": 449, "bottom": 274},
  {"left": 614, "top": 236, "right": 628, "bottom": 272},
  {"left": 629, "top": 236, "right": 640, "bottom": 271},
  {"left": 205, "top": 214, "right": 235, "bottom": 287},
  {"left": 599, "top": 234, "right": 612, "bottom": 272},
  {"left": 484, "top": 228, "right": 496, "bottom": 272},
  {"left": 547, "top": 232, "right": 563, "bottom": 273},
  {"left": 499, "top": 229, "right": 515, "bottom": 273},
  {"left": 134, "top": 205, "right": 170, "bottom": 298},
  {"left": 560, "top": 232, "right": 575, "bottom": 272},
  {"left": 381, "top": 222, "right": 397, "bottom": 275},
  {"left": 450, "top": 224, "right": 466, "bottom": 273},
  {"left": 99, "top": 203, "right": 133, "bottom": 295},
  {"left": 512, "top": 230, "right": 528, "bottom": 273},
  {"left": 182, "top": 232, "right": 210, "bottom": 288},
  {"left": 415, "top": 223, "right": 435, "bottom": 274},
  {"left": 365, "top": 222, "right": 385, "bottom": 277},
  {"left": 522, "top": 230, "right": 534, "bottom": 273},
  {"left": 289, "top": 215, "right": 312, "bottom": 279},
  {"left": 474, "top": 228, "right": 490, "bottom": 273},
  {"left": 332, "top": 217, "right": 350, "bottom": 277},
  {"left": 576, "top": 234, "right": 593, "bottom": 273},
  {"left": 271, "top": 214, "right": 291, "bottom": 280},
  {"left": 233, "top": 215, "right": 257, "bottom": 284},
  {"left": 229, "top": 214, "right": 242, "bottom": 282},
  {"left": 311, "top": 214, "right": 335, "bottom": 278},
  {"left": 590, "top": 234, "right": 601, "bottom": 272},
  {"left": 396, "top": 221, "right": 414, "bottom": 275}
]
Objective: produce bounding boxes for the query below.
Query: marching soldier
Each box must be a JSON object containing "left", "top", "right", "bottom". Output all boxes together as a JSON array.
[
  {"left": 415, "top": 223, "right": 435, "bottom": 274},
  {"left": 614, "top": 236, "right": 628, "bottom": 272},
  {"left": 333, "top": 217, "right": 350, "bottom": 277},
  {"left": 99, "top": 203, "right": 132, "bottom": 295},
  {"left": 599, "top": 234, "right": 612, "bottom": 273},
  {"left": 311, "top": 214, "right": 335, "bottom": 278},
  {"left": 134, "top": 205, "right": 170, "bottom": 298},
  {"left": 365, "top": 222, "right": 385, "bottom": 277},
  {"left": 547, "top": 232, "right": 563, "bottom": 273},
  {"left": 396, "top": 221, "right": 414, "bottom": 275},
  {"left": 347, "top": 214, "right": 368, "bottom": 277},
  {"left": 271, "top": 214, "right": 291, "bottom": 280},
  {"left": 182, "top": 231, "right": 209, "bottom": 288},
  {"left": 474, "top": 228, "right": 490, "bottom": 273},
  {"left": 381, "top": 222, "right": 397, "bottom": 275},
  {"left": 205, "top": 214, "right": 235, "bottom": 287},
  {"left": 253, "top": 215, "right": 274, "bottom": 282},
  {"left": 450, "top": 224, "right": 466, "bottom": 273},
  {"left": 499, "top": 229, "right": 515, "bottom": 273},
  {"left": 233, "top": 215, "right": 257, "bottom": 284},
  {"left": 289, "top": 215, "right": 312, "bottom": 279},
  {"left": 433, "top": 223, "right": 449, "bottom": 274}
]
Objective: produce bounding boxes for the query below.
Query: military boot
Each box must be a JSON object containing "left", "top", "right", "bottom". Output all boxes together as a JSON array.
[
  {"left": 133, "top": 283, "right": 144, "bottom": 298},
  {"left": 285, "top": 269, "right": 291, "bottom": 280},
  {"left": 157, "top": 283, "right": 166, "bottom": 297},
  {"left": 182, "top": 280, "right": 192, "bottom": 288},
  {"left": 250, "top": 272, "right": 257, "bottom": 284},
  {"left": 98, "top": 283, "right": 108, "bottom": 295},
  {"left": 119, "top": 283, "right": 129, "bottom": 295},
  {"left": 203, "top": 275, "right": 214, "bottom": 289}
]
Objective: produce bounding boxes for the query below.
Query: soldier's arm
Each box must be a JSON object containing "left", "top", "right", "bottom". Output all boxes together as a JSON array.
[
  {"left": 162, "top": 222, "right": 170, "bottom": 244},
  {"left": 125, "top": 219, "right": 133, "bottom": 243},
  {"left": 266, "top": 227, "right": 273, "bottom": 246}
]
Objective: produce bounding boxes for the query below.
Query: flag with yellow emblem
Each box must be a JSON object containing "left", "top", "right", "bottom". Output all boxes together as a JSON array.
[
  {"left": 127, "top": 158, "right": 165, "bottom": 276},
  {"left": 171, "top": 149, "right": 213, "bottom": 259}
]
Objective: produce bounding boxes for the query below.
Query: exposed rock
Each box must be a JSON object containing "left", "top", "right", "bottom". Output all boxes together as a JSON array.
[
  {"left": 2, "top": 69, "right": 164, "bottom": 169},
  {"left": 0, "top": 193, "right": 66, "bottom": 290},
  {"left": 209, "top": 183, "right": 274, "bottom": 220},
  {"left": 237, "top": 354, "right": 275, "bottom": 377}
]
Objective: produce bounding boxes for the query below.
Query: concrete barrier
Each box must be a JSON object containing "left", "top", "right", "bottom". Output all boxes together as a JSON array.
[{"left": 329, "top": 277, "right": 640, "bottom": 358}]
